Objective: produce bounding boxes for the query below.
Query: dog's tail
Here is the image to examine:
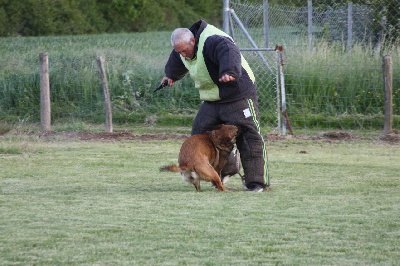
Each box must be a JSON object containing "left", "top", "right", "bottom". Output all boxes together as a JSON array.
[{"left": 160, "top": 164, "right": 181, "bottom": 172}]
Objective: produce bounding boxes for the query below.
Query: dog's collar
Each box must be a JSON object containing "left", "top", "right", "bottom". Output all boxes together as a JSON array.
[
  {"left": 214, "top": 143, "right": 233, "bottom": 152},
  {"left": 214, "top": 143, "right": 232, "bottom": 152}
]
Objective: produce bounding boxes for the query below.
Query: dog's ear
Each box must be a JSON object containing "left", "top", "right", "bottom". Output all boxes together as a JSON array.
[
  {"left": 222, "top": 124, "right": 242, "bottom": 136},
  {"left": 210, "top": 129, "right": 220, "bottom": 144},
  {"left": 210, "top": 128, "right": 228, "bottom": 149}
]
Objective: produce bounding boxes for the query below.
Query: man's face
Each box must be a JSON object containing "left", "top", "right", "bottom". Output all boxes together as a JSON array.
[{"left": 174, "top": 38, "right": 195, "bottom": 60}]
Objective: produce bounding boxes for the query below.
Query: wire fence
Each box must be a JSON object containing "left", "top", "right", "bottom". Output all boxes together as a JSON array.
[
  {"left": 228, "top": 0, "right": 400, "bottom": 132},
  {"left": 0, "top": 0, "right": 399, "bottom": 134},
  {"left": 230, "top": 0, "right": 400, "bottom": 50}
]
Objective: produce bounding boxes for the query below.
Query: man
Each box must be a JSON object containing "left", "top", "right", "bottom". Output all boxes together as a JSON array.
[{"left": 161, "top": 20, "right": 269, "bottom": 192}]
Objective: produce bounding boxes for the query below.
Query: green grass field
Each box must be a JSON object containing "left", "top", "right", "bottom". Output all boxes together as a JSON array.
[{"left": 1, "top": 131, "right": 399, "bottom": 265}]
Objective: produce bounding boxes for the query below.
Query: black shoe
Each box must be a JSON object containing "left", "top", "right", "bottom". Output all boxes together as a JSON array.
[{"left": 245, "top": 183, "right": 266, "bottom": 192}]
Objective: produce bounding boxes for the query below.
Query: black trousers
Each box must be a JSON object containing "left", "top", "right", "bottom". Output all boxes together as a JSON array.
[{"left": 191, "top": 92, "right": 270, "bottom": 188}]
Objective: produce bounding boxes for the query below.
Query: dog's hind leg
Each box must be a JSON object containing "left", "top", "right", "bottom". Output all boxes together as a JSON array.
[
  {"left": 193, "top": 179, "right": 201, "bottom": 191},
  {"left": 196, "top": 165, "right": 226, "bottom": 191},
  {"left": 189, "top": 171, "right": 201, "bottom": 191},
  {"left": 181, "top": 171, "right": 201, "bottom": 191}
]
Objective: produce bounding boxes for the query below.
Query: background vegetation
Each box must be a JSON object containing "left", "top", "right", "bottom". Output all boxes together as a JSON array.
[
  {"left": 1, "top": 0, "right": 398, "bottom": 41},
  {"left": 0, "top": 0, "right": 223, "bottom": 36},
  {"left": 0, "top": 0, "right": 399, "bottom": 131},
  {"left": 0, "top": 32, "right": 399, "bottom": 130}
]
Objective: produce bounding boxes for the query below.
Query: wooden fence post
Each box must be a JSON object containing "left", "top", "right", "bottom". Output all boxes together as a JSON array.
[
  {"left": 39, "top": 52, "right": 51, "bottom": 132},
  {"left": 97, "top": 56, "right": 113, "bottom": 133},
  {"left": 382, "top": 54, "right": 393, "bottom": 135}
]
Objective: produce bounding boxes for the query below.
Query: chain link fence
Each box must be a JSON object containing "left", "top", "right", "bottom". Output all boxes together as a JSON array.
[
  {"left": 228, "top": 0, "right": 400, "bottom": 133},
  {"left": 1, "top": 0, "right": 399, "bottom": 134},
  {"left": 229, "top": 0, "right": 400, "bottom": 49}
]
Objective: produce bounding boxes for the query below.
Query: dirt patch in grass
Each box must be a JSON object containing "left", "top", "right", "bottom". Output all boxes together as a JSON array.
[
  {"left": 36, "top": 130, "right": 190, "bottom": 142},
  {"left": 27, "top": 129, "right": 399, "bottom": 145},
  {"left": 379, "top": 130, "right": 400, "bottom": 143}
]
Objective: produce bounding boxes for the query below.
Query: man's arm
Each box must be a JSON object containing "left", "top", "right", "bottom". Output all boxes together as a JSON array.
[
  {"left": 204, "top": 35, "right": 242, "bottom": 82},
  {"left": 164, "top": 50, "right": 188, "bottom": 82}
]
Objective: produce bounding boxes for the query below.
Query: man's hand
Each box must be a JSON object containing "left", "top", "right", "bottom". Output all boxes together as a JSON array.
[
  {"left": 219, "top": 74, "right": 236, "bottom": 83},
  {"left": 161, "top": 77, "right": 175, "bottom": 87}
]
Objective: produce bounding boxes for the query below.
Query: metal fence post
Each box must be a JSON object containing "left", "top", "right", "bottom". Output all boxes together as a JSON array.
[
  {"left": 230, "top": 9, "right": 273, "bottom": 72},
  {"left": 307, "top": 0, "right": 313, "bottom": 51},
  {"left": 223, "top": 0, "right": 230, "bottom": 34},
  {"left": 263, "top": 0, "right": 269, "bottom": 48},
  {"left": 347, "top": 2, "right": 353, "bottom": 51},
  {"left": 279, "top": 49, "right": 286, "bottom": 135},
  {"left": 275, "top": 49, "right": 281, "bottom": 135}
]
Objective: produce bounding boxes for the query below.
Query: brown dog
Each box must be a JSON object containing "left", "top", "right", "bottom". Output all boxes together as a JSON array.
[{"left": 160, "top": 124, "right": 239, "bottom": 191}]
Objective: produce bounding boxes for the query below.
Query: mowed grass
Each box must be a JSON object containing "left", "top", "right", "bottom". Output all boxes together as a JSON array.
[{"left": 0, "top": 134, "right": 399, "bottom": 265}]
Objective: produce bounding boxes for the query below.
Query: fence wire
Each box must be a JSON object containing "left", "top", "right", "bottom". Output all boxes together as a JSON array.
[
  {"left": 229, "top": 0, "right": 399, "bottom": 132},
  {"left": 1, "top": 0, "right": 399, "bottom": 134}
]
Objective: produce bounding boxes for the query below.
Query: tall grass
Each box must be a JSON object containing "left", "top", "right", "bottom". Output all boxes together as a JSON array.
[
  {"left": 286, "top": 42, "right": 383, "bottom": 113},
  {"left": 283, "top": 40, "right": 399, "bottom": 129},
  {"left": 0, "top": 32, "right": 399, "bottom": 129},
  {"left": 0, "top": 32, "right": 201, "bottom": 126}
]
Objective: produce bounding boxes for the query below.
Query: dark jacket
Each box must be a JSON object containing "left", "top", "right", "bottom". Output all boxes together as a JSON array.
[{"left": 165, "top": 20, "right": 257, "bottom": 103}]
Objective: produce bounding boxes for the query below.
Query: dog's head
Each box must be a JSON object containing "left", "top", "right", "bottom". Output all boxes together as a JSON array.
[{"left": 210, "top": 124, "right": 239, "bottom": 152}]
